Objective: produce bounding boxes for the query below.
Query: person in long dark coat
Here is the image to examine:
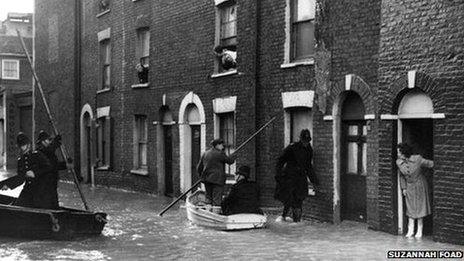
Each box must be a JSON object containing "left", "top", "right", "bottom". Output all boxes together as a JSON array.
[
  {"left": 197, "top": 138, "right": 237, "bottom": 206},
  {"left": 221, "top": 165, "right": 263, "bottom": 215},
  {"left": 274, "top": 129, "right": 319, "bottom": 222},
  {"left": 35, "top": 130, "right": 70, "bottom": 209},
  {"left": 0, "top": 133, "right": 54, "bottom": 208}
]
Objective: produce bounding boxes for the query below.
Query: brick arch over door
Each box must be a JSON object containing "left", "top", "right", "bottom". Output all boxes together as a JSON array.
[
  {"left": 385, "top": 71, "right": 445, "bottom": 114},
  {"left": 326, "top": 74, "right": 375, "bottom": 116}
]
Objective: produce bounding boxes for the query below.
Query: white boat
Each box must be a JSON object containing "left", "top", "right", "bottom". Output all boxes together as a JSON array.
[{"left": 185, "top": 190, "right": 267, "bottom": 231}]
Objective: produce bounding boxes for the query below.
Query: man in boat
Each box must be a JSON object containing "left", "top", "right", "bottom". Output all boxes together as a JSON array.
[
  {"left": 36, "top": 130, "right": 72, "bottom": 209},
  {"left": 0, "top": 133, "right": 54, "bottom": 208},
  {"left": 197, "top": 138, "right": 237, "bottom": 207},
  {"left": 221, "top": 165, "right": 263, "bottom": 215},
  {"left": 274, "top": 129, "right": 319, "bottom": 222}
]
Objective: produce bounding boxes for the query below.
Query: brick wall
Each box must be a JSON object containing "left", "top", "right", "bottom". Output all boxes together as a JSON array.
[{"left": 378, "top": 0, "right": 464, "bottom": 245}]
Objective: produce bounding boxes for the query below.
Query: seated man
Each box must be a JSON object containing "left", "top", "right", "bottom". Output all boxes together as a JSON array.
[{"left": 221, "top": 165, "right": 263, "bottom": 215}]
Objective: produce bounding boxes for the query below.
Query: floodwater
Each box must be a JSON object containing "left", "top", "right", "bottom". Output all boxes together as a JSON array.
[{"left": 0, "top": 182, "right": 460, "bottom": 261}]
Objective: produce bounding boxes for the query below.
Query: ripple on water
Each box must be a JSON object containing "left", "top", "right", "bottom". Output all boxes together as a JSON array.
[{"left": 51, "top": 249, "right": 109, "bottom": 261}]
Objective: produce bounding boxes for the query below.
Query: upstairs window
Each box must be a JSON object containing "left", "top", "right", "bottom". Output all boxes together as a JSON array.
[
  {"left": 291, "top": 0, "right": 315, "bottom": 61},
  {"left": 1, "top": 59, "right": 20, "bottom": 80},
  {"left": 214, "top": 1, "right": 237, "bottom": 73},
  {"left": 99, "top": 0, "right": 110, "bottom": 13},
  {"left": 136, "top": 28, "right": 150, "bottom": 84},
  {"left": 100, "top": 40, "right": 111, "bottom": 90}
]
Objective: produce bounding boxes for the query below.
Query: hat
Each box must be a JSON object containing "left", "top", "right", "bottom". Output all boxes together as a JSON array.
[
  {"left": 16, "top": 132, "right": 31, "bottom": 147},
  {"left": 36, "top": 130, "right": 51, "bottom": 143},
  {"left": 236, "top": 165, "right": 251, "bottom": 179},
  {"left": 300, "top": 129, "right": 312, "bottom": 142},
  {"left": 210, "top": 138, "right": 224, "bottom": 147}
]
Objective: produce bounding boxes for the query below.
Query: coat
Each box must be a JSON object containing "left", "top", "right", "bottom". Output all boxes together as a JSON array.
[
  {"left": 13, "top": 150, "right": 54, "bottom": 209},
  {"left": 196, "top": 148, "right": 236, "bottom": 185},
  {"left": 36, "top": 137, "right": 66, "bottom": 209},
  {"left": 396, "top": 154, "right": 433, "bottom": 218},
  {"left": 221, "top": 179, "right": 262, "bottom": 215},
  {"left": 274, "top": 142, "right": 319, "bottom": 205}
]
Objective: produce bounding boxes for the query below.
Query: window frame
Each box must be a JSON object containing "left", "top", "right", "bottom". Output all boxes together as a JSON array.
[
  {"left": 342, "top": 121, "right": 367, "bottom": 176},
  {"left": 218, "top": 112, "right": 235, "bottom": 176},
  {"left": 133, "top": 115, "right": 148, "bottom": 171},
  {"left": 96, "top": 116, "right": 111, "bottom": 169},
  {"left": 1, "top": 59, "right": 20, "bottom": 80},
  {"left": 136, "top": 28, "right": 150, "bottom": 67},
  {"left": 214, "top": 1, "right": 238, "bottom": 74},
  {"left": 100, "top": 39, "right": 111, "bottom": 90},
  {"left": 288, "top": 0, "right": 316, "bottom": 63}
]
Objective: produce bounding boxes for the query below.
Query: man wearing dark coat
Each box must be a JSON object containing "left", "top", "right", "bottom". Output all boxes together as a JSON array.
[
  {"left": 35, "top": 130, "right": 70, "bottom": 209},
  {"left": 274, "top": 129, "right": 319, "bottom": 222},
  {"left": 221, "top": 165, "right": 263, "bottom": 215},
  {"left": 197, "top": 138, "right": 237, "bottom": 206},
  {"left": 0, "top": 133, "right": 54, "bottom": 208}
]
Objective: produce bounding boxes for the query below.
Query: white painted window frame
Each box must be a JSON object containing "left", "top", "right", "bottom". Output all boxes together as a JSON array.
[{"left": 1, "top": 59, "right": 20, "bottom": 80}]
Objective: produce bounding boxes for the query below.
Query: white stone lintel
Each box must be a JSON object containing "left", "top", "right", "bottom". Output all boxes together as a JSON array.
[
  {"left": 97, "top": 106, "right": 110, "bottom": 118},
  {"left": 380, "top": 114, "right": 398, "bottom": 120},
  {"left": 345, "top": 74, "right": 353, "bottom": 91},
  {"left": 364, "top": 114, "right": 375, "bottom": 120},
  {"left": 408, "top": 70, "right": 416, "bottom": 89},
  {"left": 212, "top": 96, "right": 237, "bottom": 114},
  {"left": 97, "top": 28, "right": 111, "bottom": 42},
  {"left": 281, "top": 90, "right": 314, "bottom": 109},
  {"left": 323, "top": 115, "right": 333, "bottom": 121}
]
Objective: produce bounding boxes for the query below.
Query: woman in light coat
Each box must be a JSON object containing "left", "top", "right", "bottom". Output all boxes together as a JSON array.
[{"left": 396, "top": 143, "right": 434, "bottom": 238}]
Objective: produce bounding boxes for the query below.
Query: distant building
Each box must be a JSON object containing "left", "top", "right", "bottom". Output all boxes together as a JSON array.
[
  {"left": 34, "top": 0, "right": 463, "bottom": 245},
  {"left": 0, "top": 12, "right": 33, "bottom": 170}
]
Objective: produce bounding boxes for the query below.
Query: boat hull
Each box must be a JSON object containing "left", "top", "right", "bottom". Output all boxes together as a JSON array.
[
  {"left": 0, "top": 194, "right": 106, "bottom": 240},
  {"left": 186, "top": 190, "right": 266, "bottom": 231}
]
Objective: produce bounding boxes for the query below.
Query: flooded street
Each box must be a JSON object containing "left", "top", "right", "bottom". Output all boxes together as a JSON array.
[{"left": 0, "top": 182, "right": 460, "bottom": 261}]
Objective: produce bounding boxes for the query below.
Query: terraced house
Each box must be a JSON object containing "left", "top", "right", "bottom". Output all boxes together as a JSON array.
[{"left": 34, "top": 0, "right": 463, "bottom": 245}]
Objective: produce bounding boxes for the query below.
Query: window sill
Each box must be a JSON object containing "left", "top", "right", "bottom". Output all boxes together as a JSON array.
[
  {"left": 96, "top": 9, "right": 110, "bottom": 18},
  {"left": 131, "top": 83, "right": 150, "bottom": 89},
  {"left": 96, "top": 166, "right": 110, "bottom": 171},
  {"left": 130, "top": 169, "right": 148, "bottom": 176},
  {"left": 97, "top": 88, "right": 111, "bottom": 94},
  {"left": 1, "top": 77, "right": 19, "bottom": 80},
  {"left": 132, "top": 0, "right": 143, "bottom": 2},
  {"left": 280, "top": 59, "right": 314, "bottom": 69},
  {"left": 211, "top": 69, "right": 238, "bottom": 78}
]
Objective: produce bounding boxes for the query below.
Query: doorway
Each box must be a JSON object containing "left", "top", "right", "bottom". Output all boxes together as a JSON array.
[
  {"left": 340, "top": 91, "right": 367, "bottom": 222},
  {"left": 400, "top": 119, "right": 434, "bottom": 235},
  {"left": 163, "top": 124, "right": 173, "bottom": 197},
  {"left": 80, "top": 108, "right": 94, "bottom": 185},
  {"left": 191, "top": 125, "right": 201, "bottom": 185}
]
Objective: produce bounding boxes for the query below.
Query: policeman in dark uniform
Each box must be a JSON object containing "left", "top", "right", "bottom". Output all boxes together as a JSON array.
[
  {"left": 274, "top": 129, "right": 319, "bottom": 222},
  {"left": 1, "top": 133, "right": 53, "bottom": 208}
]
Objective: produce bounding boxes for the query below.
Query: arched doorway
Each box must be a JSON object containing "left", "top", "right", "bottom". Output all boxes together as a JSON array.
[
  {"left": 397, "top": 88, "right": 434, "bottom": 236},
  {"left": 160, "top": 107, "right": 174, "bottom": 197},
  {"left": 80, "top": 104, "right": 94, "bottom": 185},
  {"left": 340, "top": 91, "right": 367, "bottom": 222},
  {"left": 178, "top": 92, "right": 206, "bottom": 193}
]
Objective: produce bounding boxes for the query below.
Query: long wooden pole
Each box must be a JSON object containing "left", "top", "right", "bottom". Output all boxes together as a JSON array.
[
  {"left": 158, "top": 114, "right": 279, "bottom": 216},
  {"left": 17, "top": 30, "right": 90, "bottom": 211}
]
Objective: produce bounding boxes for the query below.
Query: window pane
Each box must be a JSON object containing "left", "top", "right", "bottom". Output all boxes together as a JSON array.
[
  {"left": 347, "top": 142, "right": 358, "bottom": 174},
  {"left": 3, "top": 60, "right": 19, "bottom": 78},
  {"left": 105, "top": 42, "right": 111, "bottom": 63},
  {"left": 296, "top": 0, "right": 315, "bottom": 21},
  {"left": 103, "top": 65, "right": 110, "bottom": 87},
  {"left": 220, "top": 4, "right": 237, "bottom": 48},
  {"left": 363, "top": 125, "right": 368, "bottom": 135},
  {"left": 294, "top": 21, "right": 315, "bottom": 59},
  {"left": 290, "top": 108, "right": 312, "bottom": 143},
  {"left": 362, "top": 142, "right": 367, "bottom": 175},
  {"left": 348, "top": 125, "right": 358, "bottom": 135},
  {"left": 139, "top": 143, "right": 147, "bottom": 167}
]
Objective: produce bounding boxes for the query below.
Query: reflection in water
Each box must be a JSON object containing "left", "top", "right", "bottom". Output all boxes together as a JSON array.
[{"left": 0, "top": 182, "right": 459, "bottom": 261}]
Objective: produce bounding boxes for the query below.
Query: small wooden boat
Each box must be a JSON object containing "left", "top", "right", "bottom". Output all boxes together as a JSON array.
[
  {"left": 186, "top": 190, "right": 266, "bottom": 231},
  {"left": 0, "top": 194, "right": 107, "bottom": 240}
]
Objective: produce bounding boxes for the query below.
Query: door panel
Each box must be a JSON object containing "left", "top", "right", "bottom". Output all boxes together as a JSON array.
[
  {"left": 164, "top": 125, "right": 173, "bottom": 197},
  {"left": 191, "top": 125, "right": 201, "bottom": 185}
]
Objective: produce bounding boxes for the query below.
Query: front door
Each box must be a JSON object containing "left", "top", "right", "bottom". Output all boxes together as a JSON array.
[
  {"left": 401, "top": 119, "right": 433, "bottom": 235},
  {"left": 191, "top": 125, "right": 201, "bottom": 185},
  {"left": 86, "top": 124, "right": 92, "bottom": 183},
  {"left": 341, "top": 121, "right": 367, "bottom": 222},
  {"left": 163, "top": 125, "right": 173, "bottom": 197}
]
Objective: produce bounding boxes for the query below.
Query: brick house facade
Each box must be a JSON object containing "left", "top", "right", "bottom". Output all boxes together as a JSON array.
[{"left": 34, "top": 0, "right": 463, "bottom": 245}]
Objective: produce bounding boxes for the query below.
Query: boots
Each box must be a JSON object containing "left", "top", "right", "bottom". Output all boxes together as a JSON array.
[
  {"left": 292, "top": 208, "right": 302, "bottom": 222},
  {"left": 415, "top": 218, "right": 423, "bottom": 238},
  {"left": 405, "top": 217, "right": 415, "bottom": 238}
]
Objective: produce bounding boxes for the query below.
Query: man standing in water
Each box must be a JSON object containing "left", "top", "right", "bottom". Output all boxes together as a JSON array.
[
  {"left": 197, "top": 138, "right": 237, "bottom": 207},
  {"left": 274, "top": 129, "right": 319, "bottom": 222}
]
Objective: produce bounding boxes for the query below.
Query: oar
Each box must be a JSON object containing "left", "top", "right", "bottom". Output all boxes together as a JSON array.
[
  {"left": 16, "top": 30, "right": 90, "bottom": 211},
  {"left": 158, "top": 114, "right": 280, "bottom": 216}
]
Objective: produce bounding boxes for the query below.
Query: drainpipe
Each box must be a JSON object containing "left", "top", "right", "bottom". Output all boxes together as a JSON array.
[
  {"left": 74, "top": 0, "right": 82, "bottom": 175},
  {"left": 254, "top": 0, "right": 261, "bottom": 183}
]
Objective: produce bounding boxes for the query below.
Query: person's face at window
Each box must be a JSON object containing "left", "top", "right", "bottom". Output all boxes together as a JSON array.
[
  {"left": 215, "top": 143, "right": 224, "bottom": 151},
  {"left": 397, "top": 148, "right": 404, "bottom": 158}
]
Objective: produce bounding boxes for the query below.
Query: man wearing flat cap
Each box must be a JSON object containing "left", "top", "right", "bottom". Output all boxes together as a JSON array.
[
  {"left": 197, "top": 138, "right": 237, "bottom": 206},
  {"left": 274, "top": 129, "right": 319, "bottom": 222},
  {"left": 221, "top": 165, "right": 263, "bottom": 215},
  {"left": 36, "top": 130, "right": 72, "bottom": 209}
]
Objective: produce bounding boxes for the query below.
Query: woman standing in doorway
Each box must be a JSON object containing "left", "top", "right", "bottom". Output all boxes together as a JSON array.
[{"left": 396, "top": 143, "right": 434, "bottom": 238}]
